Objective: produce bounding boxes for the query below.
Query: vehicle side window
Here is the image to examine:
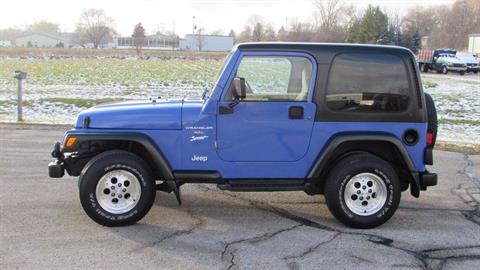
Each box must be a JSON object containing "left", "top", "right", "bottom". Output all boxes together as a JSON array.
[
  {"left": 326, "top": 53, "right": 410, "bottom": 112},
  {"left": 226, "top": 56, "right": 312, "bottom": 102}
]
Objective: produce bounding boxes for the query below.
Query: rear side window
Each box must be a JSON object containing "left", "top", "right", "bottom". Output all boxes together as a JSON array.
[{"left": 326, "top": 53, "right": 410, "bottom": 112}]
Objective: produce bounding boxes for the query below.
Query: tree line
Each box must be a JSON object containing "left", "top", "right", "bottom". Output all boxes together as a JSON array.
[
  {"left": 1, "top": 0, "right": 478, "bottom": 51},
  {"left": 0, "top": 9, "right": 116, "bottom": 49},
  {"left": 231, "top": 0, "right": 480, "bottom": 52}
]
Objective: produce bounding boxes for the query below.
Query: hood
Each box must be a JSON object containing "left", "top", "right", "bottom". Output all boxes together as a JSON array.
[
  {"left": 75, "top": 100, "right": 184, "bottom": 130},
  {"left": 438, "top": 56, "right": 465, "bottom": 64}
]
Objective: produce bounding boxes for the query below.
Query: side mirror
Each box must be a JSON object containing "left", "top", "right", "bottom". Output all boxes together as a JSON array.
[{"left": 233, "top": 77, "right": 246, "bottom": 100}]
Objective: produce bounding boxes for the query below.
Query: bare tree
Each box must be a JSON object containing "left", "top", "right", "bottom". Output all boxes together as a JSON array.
[
  {"left": 237, "top": 26, "right": 252, "bottom": 43},
  {"left": 313, "top": 0, "right": 355, "bottom": 42},
  {"left": 252, "top": 22, "right": 264, "bottom": 41},
  {"left": 0, "top": 28, "right": 23, "bottom": 43},
  {"left": 210, "top": 29, "right": 224, "bottom": 35},
  {"left": 247, "top": 15, "right": 277, "bottom": 42},
  {"left": 28, "top": 20, "right": 60, "bottom": 33},
  {"left": 75, "top": 9, "right": 115, "bottom": 49},
  {"left": 195, "top": 27, "right": 206, "bottom": 51},
  {"left": 132, "top": 22, "right": 146, "bottom": 56}
]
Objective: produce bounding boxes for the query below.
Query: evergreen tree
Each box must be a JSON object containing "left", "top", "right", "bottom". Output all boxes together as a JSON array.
[{"left": 348, "top": 5, "right": 388, "bottom": 44}]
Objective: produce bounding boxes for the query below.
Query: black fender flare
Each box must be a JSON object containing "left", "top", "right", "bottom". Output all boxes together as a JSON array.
[
  {"left": 63, "top": 132, "right": 174, "bottom": 180},
  {"left": 306, "top": 134, "right": 421, "bottom": 197}
]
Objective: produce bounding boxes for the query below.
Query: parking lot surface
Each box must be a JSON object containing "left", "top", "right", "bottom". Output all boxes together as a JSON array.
[{"left": 1, "top": 124, "right": 479, "bottom": 270}]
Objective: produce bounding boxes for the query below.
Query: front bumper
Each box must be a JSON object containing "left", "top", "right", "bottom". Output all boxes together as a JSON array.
[
  {"left": 48, "top": 160, "right": 64, "bottom": 178},
  {"left": 466, "top": 66, "right": 479, "bottom": 72},
  {"left": 48, "top": 142, "right": 65, "bottom": 178},
  {"left": 447, "top": 66, "right": 467, "bottom": 72}
]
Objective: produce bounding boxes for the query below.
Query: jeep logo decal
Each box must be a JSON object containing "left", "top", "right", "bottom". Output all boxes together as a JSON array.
[{"left": 191, "top": 155, "right": 208, "bottom": 162}]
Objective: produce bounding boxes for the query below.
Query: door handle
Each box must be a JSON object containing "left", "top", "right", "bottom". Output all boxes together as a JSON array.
[{"left": 289, "top": 106, "right": 304, "bottom": 119}]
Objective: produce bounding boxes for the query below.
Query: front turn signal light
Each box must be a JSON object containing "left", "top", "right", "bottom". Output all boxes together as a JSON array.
[{"left": 65, "top": 136, "right": 77, "bottom": 148}]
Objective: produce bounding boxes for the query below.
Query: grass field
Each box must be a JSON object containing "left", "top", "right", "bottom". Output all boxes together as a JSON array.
[{"left": 0, "top": 58, "right": 478, "bottom": 148}]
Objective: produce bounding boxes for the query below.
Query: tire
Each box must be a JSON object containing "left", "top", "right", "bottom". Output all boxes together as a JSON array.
[
  {"left": 79, "top": 150, "right": 156, "bottom": 226},
  {"left": 324, "top": 153, "right": 401, "bottom": 229},
  {"left": 421, "top": 64, "right": 429, "bottom": 73},
  {"left": 460, "top": 71, "right": 465, "bottom": 76},
  {"left": 424, "top": 93, "right": 438, "bottom": 147},
  {"left": 442, "top": 66, "right": 448, "bottom": 74}
]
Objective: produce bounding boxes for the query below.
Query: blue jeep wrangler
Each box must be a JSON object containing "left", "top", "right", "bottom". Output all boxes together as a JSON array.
[{"left": 49, "top": 43, "right": 438, "bottom": 229}]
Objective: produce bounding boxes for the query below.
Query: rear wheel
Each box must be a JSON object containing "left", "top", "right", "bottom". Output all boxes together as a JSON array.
[
  {"left": 460, "top": 71, "right": 465, "bottom": 75},
  {"left": 441, "top": 66, "right": 448, "bottom": 74},
  {"left": 324, "top": 153, "right": 401, "bottom": 229},
  {"left": 79, "top": 150, "right": 156, "bottom": 226},
  {"left": 421, "top": 64, "right": 429, "bottom": 73}
]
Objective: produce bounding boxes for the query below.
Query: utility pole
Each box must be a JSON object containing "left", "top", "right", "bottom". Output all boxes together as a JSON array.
[
  {"left": 192, "top": 16, "right": 196, "bottom": 35},
  {"left": 13, "top": 70, "right": 27, "bottom": 122}
]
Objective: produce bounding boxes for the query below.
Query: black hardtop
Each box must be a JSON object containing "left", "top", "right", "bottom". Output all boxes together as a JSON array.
[
  {"left": 236, "top": 42, "right": 415, "bottom": 63},
  {"left": 236, "top": 42, "right": 425, "bottom": 123}
]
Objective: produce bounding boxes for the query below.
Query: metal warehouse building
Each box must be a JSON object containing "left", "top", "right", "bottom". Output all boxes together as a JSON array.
[
  {"left": 179, "top": 34, "right": 234, "bottom": 52},
  {"left": 115, "top": 34, "right": 179, "bottom": 50},
  {"left": 15, "top": 32, "right": 74, "bottom": 48},
  {"left": 468, "top": 34, "right": 480, "bottom": 55}
]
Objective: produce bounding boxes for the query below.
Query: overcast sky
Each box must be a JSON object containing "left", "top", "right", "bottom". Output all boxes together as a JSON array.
[{"left": 0, "top": 0, "right": 455, "bottom": 37}]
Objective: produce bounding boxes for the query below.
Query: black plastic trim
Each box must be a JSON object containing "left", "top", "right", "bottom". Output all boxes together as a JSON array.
[
  {"left": 425, "top": 147, "right": 433, "bottom": 165},
  {"left": 307, "top": 134, "right": 421, "bottom": 196},
  {"left": 48, "top": 160, "right": 64, "bottom": 178},
  {"left": 62, "top": 132, "right": 174, "bottom": 180},
  {"left": 173, "top": 171, "right": 223, "bottom": 183},
  {"left": 218, "top": 179, "right": 306, "bottom": 192}
]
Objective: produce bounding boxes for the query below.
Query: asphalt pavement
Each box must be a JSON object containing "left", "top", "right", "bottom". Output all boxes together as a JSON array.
[{"left": 0, "top": 124, "right": 479, "bottom": 270}]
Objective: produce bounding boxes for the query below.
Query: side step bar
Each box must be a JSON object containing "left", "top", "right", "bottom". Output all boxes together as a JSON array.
[{"left": 218, "top": 180, "right": 306, "bottom": 192}]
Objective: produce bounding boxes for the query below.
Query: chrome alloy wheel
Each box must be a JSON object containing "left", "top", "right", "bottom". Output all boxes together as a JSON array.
[
  {"left": 344, "top": 172, "right": 387, "bottom": 216},
  {"left": 95, "top": 169, "right": 142, "bottom": 214}
]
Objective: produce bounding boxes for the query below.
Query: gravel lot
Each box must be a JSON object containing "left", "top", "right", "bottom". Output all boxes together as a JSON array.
[{"left": 1, "top": 124, "right": 479, "bottom": 270}]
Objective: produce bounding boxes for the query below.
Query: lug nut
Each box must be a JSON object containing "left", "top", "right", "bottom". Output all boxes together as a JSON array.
[
  {"left": 111, "top": 186, "right": 115, "bottom": 190},
  {"left": 111, "top": 193, "right": 115, "bottom": 197},
  {"left": 118, "top": 194, "right": 123, "bottom": 198},
  {"left": 118, "top": 183, "right": 122, "bottom": 187},
  {"left": 122, "top": 188, "right": 127, "bottom": 192}
]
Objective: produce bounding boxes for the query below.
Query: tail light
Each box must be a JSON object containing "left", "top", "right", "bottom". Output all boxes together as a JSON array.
[{"left": 426, "top": 131, "right": 433, "bottom": 146}]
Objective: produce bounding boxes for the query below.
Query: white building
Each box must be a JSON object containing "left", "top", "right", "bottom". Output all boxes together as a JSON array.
[
  {"left": 180, "top": 34, "right": 234, "bottom": 52},
  {"left": 0, "top": 40, "right": 12, "bottom": 47},
  {"left": 115, "top": 34, "right": 179, "bottom": 50},
  {"left": 468, "top": 34, "right": 480, "bottom": 55},
  {"left": 15, "top": 32, "right": 74, "bottom": 48}
]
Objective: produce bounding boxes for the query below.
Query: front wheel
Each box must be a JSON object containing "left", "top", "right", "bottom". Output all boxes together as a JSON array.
[
  {"left": 324, "top": 153, "right": 401, "bottom": 229},
  {"left": 79, "top": 150, "right": 156, "bottom": 226}
]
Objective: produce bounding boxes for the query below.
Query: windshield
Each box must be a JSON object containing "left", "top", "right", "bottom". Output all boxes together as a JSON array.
[
  {"left": 203, "top": 52, "right": 233, "bottom": 100},
  {"left": 438, "top": 53, "right": 455, "bottom": 58}
]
